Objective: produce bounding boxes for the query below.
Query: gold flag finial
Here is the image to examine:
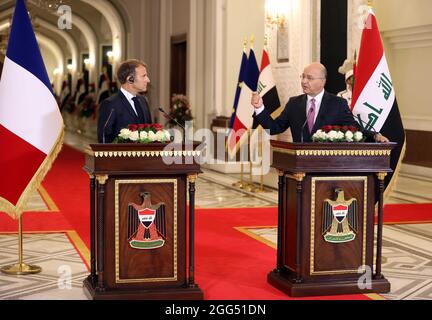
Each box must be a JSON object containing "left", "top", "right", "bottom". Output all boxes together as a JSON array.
[
  {"left": 243, "top": 37, "right": 248, "bottom": 50},
  {"left": 367, "top": 0, "right": 373, "bottom": 8},
  {"left": 264, "top": 33, "right": 268, "bottom": 48},
  {"left": 250, "top": 34, "right": 255, "bottom": 48},
  {"left": 354, "top": 49, "right": 357, "bottom": 62}
]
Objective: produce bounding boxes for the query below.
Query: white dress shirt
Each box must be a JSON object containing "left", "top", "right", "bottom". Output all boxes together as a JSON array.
[{"left": 120, "top": 87, "right": 138, "bottom": 116}]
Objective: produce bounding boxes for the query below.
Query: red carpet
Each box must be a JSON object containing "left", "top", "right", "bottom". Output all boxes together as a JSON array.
[{"left": 1, "top": 145, "right": 431, "bottom": 300}]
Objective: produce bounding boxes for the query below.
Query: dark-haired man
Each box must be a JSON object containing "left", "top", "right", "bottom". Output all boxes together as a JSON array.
[{"left": 97, "top": 59, "right": 152, "bottom": 143}]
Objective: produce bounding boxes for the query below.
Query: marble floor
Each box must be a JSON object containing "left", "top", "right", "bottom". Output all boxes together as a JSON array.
[{"left": 0, "top": 130, "right": 431, "bottom": 300}]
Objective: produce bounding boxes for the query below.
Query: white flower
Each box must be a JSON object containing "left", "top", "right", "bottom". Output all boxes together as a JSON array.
[
  {"left": 345, "top": 131, "right": 354, "bottom": 142},
  {"left": 354, "top": 131, "right": 363, "bottom": 142},
  {"left": 129, "top": 131, "right": 139, "bottom": 141},
  {"left": 139, "top": 131, "right": 148, "bottom": 140},
  {"left": 328, "top": 130, "right": 338, "bottom": 141},
  {"left": 119, "top": 129, "right": 131, "bottom": 139},
  {"left": 337, "top": 131, "right": 345, "bottom": 140},
  {"left": 148, "top": 131, "right": 157, "bottom": 142},
  {"left": 156, "top": 130, "right": 165, "bottom": 142}
]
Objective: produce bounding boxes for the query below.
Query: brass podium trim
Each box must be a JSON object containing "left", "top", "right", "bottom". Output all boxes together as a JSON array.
[
  {"left": 114, "top": 179, "right": 178, "bottom": 283},
  {"left": 310, "top": 176, "right": 368, "bottom": 276},
  {"left": 94, "top": 151, "right": 201, "bottom": 158},
  {"left": 273, "top": 148, "right": 391, "bottom": 157}
]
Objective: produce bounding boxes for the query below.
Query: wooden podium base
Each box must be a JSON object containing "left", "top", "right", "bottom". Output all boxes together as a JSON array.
[
  {"left": 267, "top": 271, "right": 391, "bottom": 297},
  {"left": 83, "top": 277, "right": 204, "bottom": 300}
]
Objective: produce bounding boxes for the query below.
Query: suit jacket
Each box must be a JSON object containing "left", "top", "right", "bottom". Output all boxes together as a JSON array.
[
  {"left": 97, "top": 91, "right": 152, "bottom": 143},
  {"left": 253, "top": 91, "right": 362, "bottom": 142}
]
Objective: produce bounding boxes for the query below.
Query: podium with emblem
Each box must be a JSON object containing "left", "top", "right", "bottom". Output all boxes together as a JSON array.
[
  {"left": 268, "top": 141, "right": 396, "bottom": 297},
  {"left": 83, "top": 143, "right": 203, "bottom": 300}
]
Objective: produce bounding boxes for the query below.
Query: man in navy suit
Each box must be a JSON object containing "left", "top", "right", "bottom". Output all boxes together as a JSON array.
[
  {"left": 97, "top": 59, "right": 152, "bottom": 143},
  {"left": 251, "top": 62, "right": 388, "bottom": 143}
]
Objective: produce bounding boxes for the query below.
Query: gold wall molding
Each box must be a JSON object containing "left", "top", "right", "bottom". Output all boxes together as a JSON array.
[{"left": 96, "top": 175, "right": 109, "bottom": 185}]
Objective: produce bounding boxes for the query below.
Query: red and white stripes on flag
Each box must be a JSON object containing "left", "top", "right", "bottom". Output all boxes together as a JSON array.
[
  {"left": 0, "top": 0, "right": 64, "bottom": 219},
  {"left": 352, "top": 7, "right": 405, "bottom": 193},
  {"left": 255, "top": 48, "right": 281, "bottom": 127}
]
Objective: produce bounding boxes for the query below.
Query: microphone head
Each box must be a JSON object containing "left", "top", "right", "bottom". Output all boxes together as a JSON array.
[{"left": 158, "top": 107, "right": 165, "bottom": 113}]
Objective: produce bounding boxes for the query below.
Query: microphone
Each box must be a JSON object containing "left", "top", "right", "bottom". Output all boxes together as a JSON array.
[
  {"left": 300, "top": 117, "right": 309, "bottom": 143},
  {"left": 158, "top": 107, "right": 186, "bottom": 143},
  {"left": 102, "top": 108, "right": 115, "bottom": 144},
  {"left": 158, "top": 107, "right": 185, "bottom": 130},
  {"left": 355, "top": 114, "right": 378, "bottom": 134}
]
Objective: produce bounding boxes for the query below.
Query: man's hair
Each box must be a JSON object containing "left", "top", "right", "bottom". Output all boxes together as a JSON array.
[{"left": 116, "top": 59, "right": 147, "bottom": 84}]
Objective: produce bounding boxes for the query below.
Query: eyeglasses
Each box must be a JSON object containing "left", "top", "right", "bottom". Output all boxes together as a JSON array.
[{"left": 300, "top": 74, "right": 325, "bottom": 81}]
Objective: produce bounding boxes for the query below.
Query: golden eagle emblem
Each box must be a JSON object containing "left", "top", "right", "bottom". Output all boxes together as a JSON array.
[
  {"left": 322, "top": 189, "right": 358, "bottom": 243},
  {"left": 128, "top": 192, "right": 166, "bottom": 250}
]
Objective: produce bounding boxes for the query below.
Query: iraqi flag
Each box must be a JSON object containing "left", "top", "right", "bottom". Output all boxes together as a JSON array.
[
  {"left": 253, "top": 48, "right": 281, "bottom": 128},
  {"left": 352, "top": 7, "right": 405, "bottom": 195},
  {"left": 227, "top": 47, "right": 260, "bottom": 158},
  {"left": 0, "top": 0, "right": 64, "bottom": 219}
]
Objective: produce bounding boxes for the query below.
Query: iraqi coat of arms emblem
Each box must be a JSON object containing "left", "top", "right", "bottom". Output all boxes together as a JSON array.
[
  {"left": 322, "top": 189, "right": 358, "bottom": 243},
  {"left": 127, "top": 192, "right": 166, "bottom": 250}
]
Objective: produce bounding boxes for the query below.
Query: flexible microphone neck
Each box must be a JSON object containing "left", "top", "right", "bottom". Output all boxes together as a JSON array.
[
  {"left": 300, "top": 117, "right": 309, "bottom": 143},
  {"left": 102, "top": 108, "right": 115, "bottom": 144},
  {"left": 356, "top": 114, "right": 378, "bottom": 134},
  {"left": 158, "top": 107, "right": 186, "bottom": 143},
  {"left": 158, "top": 107, "right": 186, "bottom": 130}
]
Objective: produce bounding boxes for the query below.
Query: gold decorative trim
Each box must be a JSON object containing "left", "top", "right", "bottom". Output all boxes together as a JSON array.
[
  {"left": 286, "top": 173, "right": 306, "bottom": 182},
  {"left": 187, "top": 174, "right": 198, "bottom": 184},
  {"left": 87, "top": 173, "right": 95, "bottom": 179},
  {"left": 377, "top": 172, "right": 388, "bottom": 181},
  {"left": 310, "top": 176, "right": 368, "bottom": 276},
  {"left": 96, "top": 175, "right": 109, "bottom": 185},
  {"left": 0, "top": 127, "right": 65, "bottom": 219},
  {"left": 94, "top": 150, "right": 201, "bottom": 158},
  {"left": 115, "top": 179, "right": 178, "bottom": 283},
  {"left": 234, "top": 226, "right": 277, "bottom": 250},
  {"left": 273, "top": 147, "right": 391, "bottom": 157}
]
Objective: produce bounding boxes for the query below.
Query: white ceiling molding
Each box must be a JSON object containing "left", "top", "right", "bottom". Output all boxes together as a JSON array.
[{"left": 382, "top": 25, "right": 432, "bottom": 49}]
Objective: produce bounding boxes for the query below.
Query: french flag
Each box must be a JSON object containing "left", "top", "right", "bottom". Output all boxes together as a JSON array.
[{"left": 0, "top": 0, "right": 64, "bottom": 219}]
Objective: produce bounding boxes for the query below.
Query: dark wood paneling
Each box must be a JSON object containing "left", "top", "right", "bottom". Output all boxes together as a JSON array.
[{"left": 404, "top": 130, "right": 432, "bottom": 168}]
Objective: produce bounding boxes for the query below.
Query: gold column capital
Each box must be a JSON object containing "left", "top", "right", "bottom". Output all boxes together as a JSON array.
[
  {"left": 377, "top": 172, "right": 387, "bottom": 181},
  {"left": 88, "top": 173, "right": 95, "bottom": 179},
  {"left": 288, "top": 173, "right": 306, "bottom": 182},
  {"left": 188, "top": 174, "right": 198, "bottom": 184},
  {"left": 96, "top": 175, "right": 109, "bottom": 185}
]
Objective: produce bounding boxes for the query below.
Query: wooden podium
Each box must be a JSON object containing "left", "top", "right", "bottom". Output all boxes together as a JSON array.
[
  {"left": 83, "top": 143, "right": 204, "bottom": 300},
  {"left": 268, "top": 141, "right": 397, "bottom": 297}
]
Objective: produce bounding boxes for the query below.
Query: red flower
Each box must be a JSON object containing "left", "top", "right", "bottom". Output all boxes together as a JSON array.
[
  {"left": 348, "top": 126, "right": 358, "bottom": 132},
  {"left": 332, "top": 125, "right": 341, "bottom": 131},
  {"left": 153, "top": 124, "right": 163, "bottom": 130},
  {"left": 128, "top": 124, "right": 138, "bottom": 131},
  {"left": 322, "top": 125, "right": 333, "bottom": 132},
  {"left": 137, "top": 124, "right": 146, "bottom": 130}
]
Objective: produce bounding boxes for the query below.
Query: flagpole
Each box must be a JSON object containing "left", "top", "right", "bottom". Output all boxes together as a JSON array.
[{"left": 1, "top": 216, "right": 42, "bottom": 275}]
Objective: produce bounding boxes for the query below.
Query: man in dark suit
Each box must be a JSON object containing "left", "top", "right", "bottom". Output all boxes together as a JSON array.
[
  {"left": 97, "top": 59, "right": 152, "bottom": 143},
  {"left": 251, "top": 62, "right": 388, "bottom": 143}
]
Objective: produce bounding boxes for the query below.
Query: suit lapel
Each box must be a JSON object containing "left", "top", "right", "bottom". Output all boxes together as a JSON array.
[
  {"left": 118, "top": 91, "right": 140, "bottom": 121},
  {"left": 312, "top": 91, "right": 329, "bottom": 133}
]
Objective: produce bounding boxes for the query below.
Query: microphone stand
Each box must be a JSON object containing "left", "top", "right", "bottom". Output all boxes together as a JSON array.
[{"left": 102, "top": 108, "right": 115, "bottom": 144}]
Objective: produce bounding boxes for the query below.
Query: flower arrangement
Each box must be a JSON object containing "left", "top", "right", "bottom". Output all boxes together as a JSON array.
[
  {"left": 312, "top": 125, "right": 365, "bottom": 143},
  {"left": 114, "top": 124, "right": 171, "bottom": 143},
  {"left": 168, "top": 94, "right": 193, "bottom": 127}
]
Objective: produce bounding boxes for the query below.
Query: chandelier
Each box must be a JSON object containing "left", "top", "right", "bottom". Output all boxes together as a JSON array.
[
  {"left": 30, "top": 0, "right": 69, "bottom": 11},
  {"left": 265, "top": 0, "right": 289, "bottom": 28}
]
